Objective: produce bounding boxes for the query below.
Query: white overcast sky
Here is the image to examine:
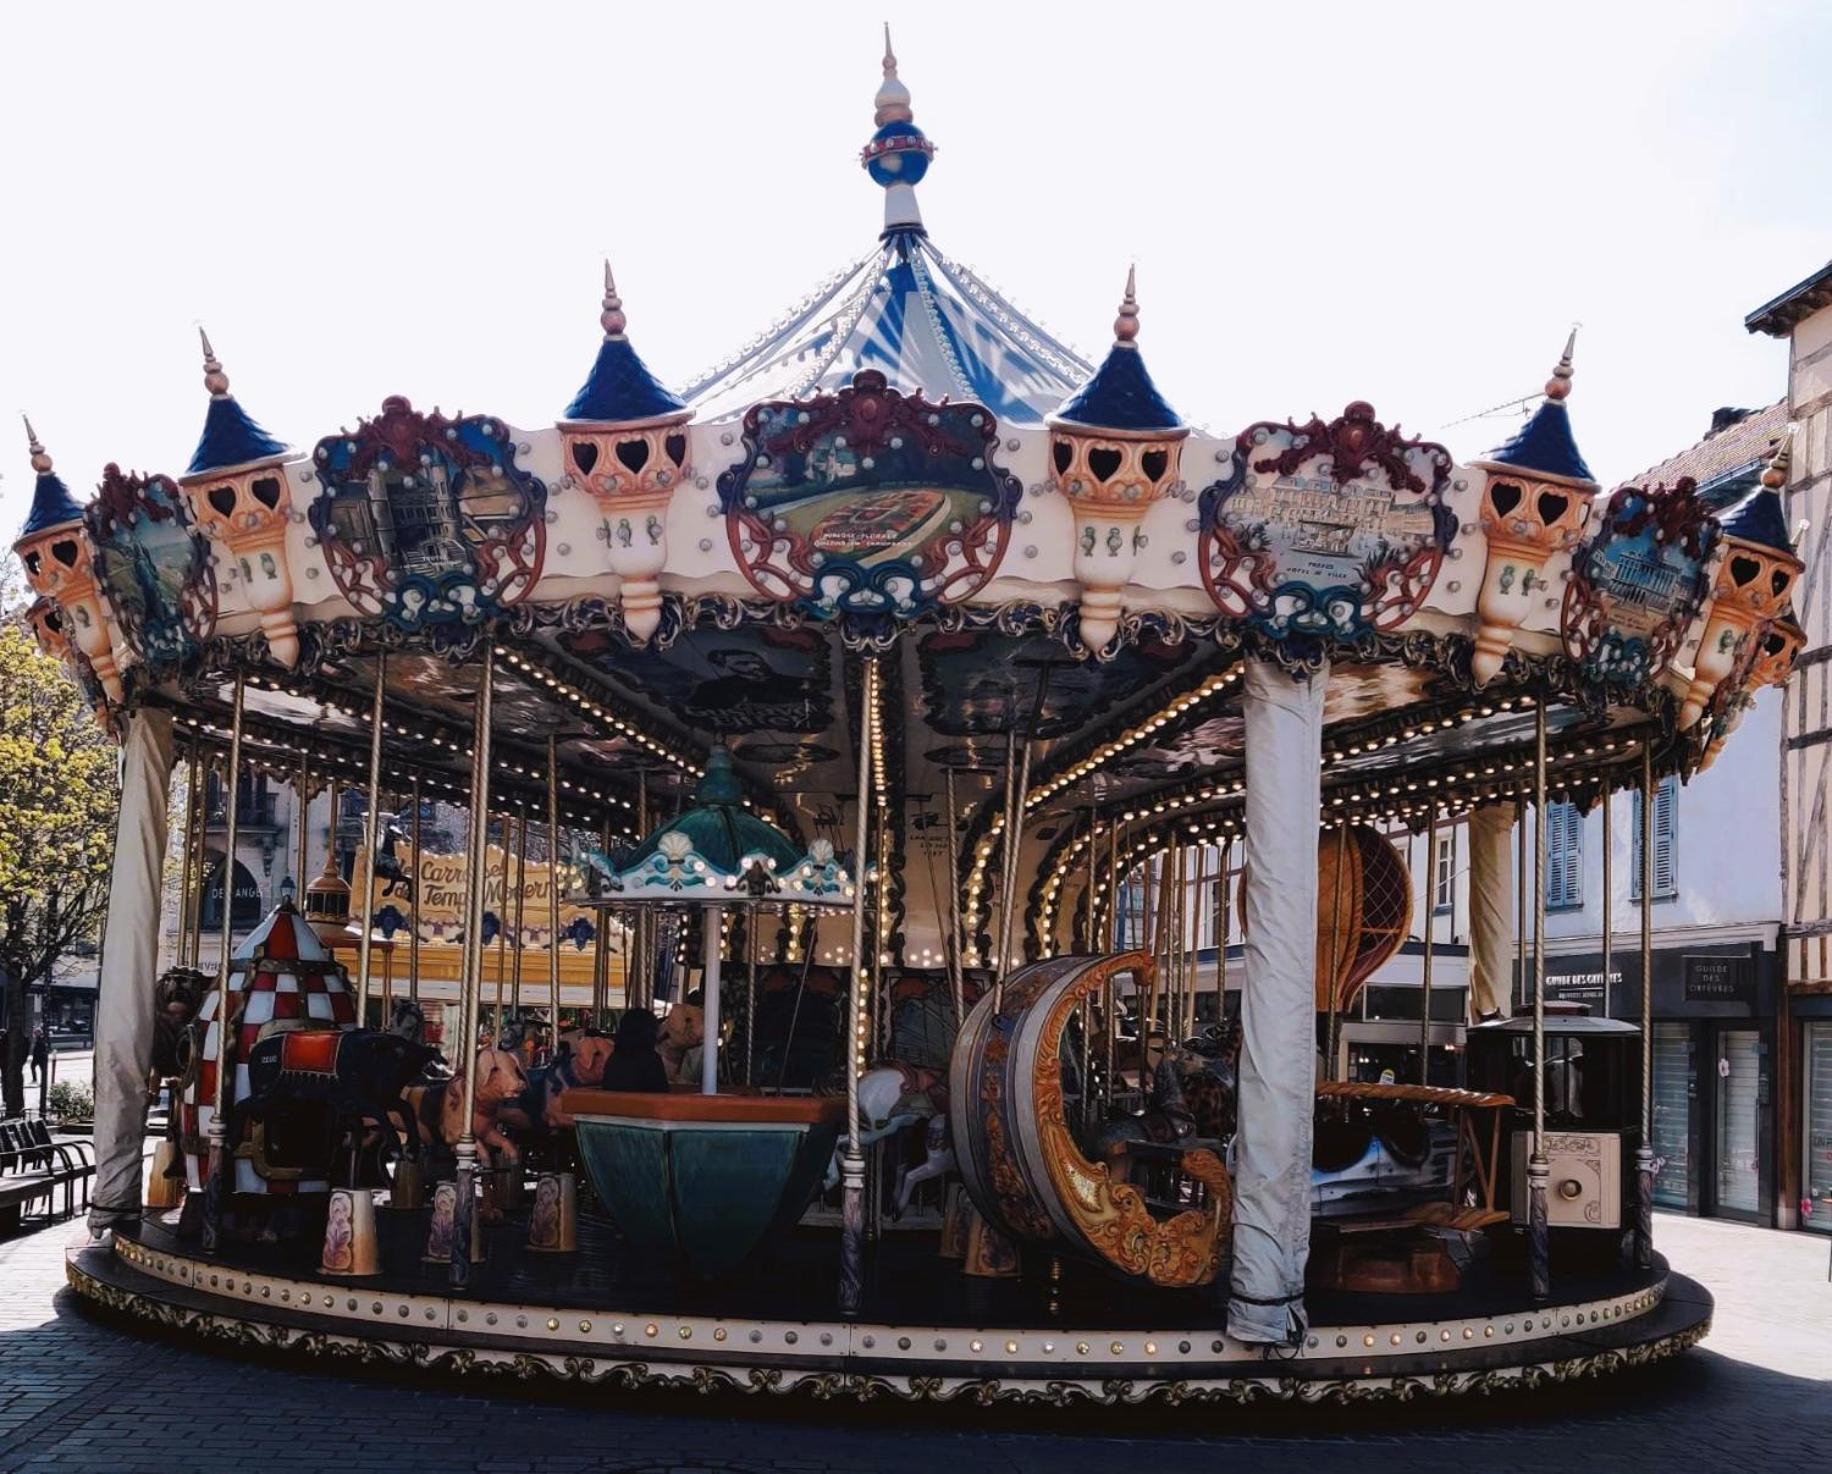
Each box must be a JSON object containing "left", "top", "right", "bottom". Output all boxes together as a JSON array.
[{"left": 3, "top": 0, "right": 1829, "bottom": 532}]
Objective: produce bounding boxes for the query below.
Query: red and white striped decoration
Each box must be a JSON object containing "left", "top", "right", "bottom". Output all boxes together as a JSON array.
[{"left": 181, "top": 902, "right": 358, "bottom": 1196}]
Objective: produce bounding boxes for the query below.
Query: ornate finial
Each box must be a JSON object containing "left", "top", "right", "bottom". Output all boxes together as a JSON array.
[
  {"left": 1544, "top": 326, "right": 1577, "bottom": 402},
  {"left": 22, "top": 414, "right": 52, "bottom": 476},
  {"left": 200, "top": 326, "right": 231, "bottom": 398},
  {"left": 600, "top": 260, "right": 626, "bottom": 339},
  {"left": 1762, "top": 423, "right": 1795, "bottom": 490},
  {"left": 1114, "top": 265, "right": 1140, "bottom": 347},
  {"left": 874, "top": 22, "right": 913, "bottom": 126}
]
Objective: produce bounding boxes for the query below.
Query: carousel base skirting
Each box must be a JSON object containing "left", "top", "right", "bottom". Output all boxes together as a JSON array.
[{"left": 65, "top": 1216, "right": 1712, "bottom": 1407}]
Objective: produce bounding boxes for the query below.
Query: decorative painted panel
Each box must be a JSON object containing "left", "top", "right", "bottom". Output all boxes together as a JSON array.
[
  {"left": 1198, "top": 402, "right": 1455, "bottom": 645},
  {"left": 84, "top": 464, "right": 216, "bottom": 671},
  {"left": 308, "top": 397, "right": 546, "bottom": 632},
  {"left": 715, "top": 370, "right": 1020, "bottom": 621},
  {"left": 1562, "top": 481, "right": 1717, "bottom": 686}
]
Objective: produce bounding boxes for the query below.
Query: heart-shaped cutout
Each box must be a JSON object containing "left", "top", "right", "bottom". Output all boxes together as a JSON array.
[
  {"left": 1052, "top": 439, "right": 1073, "bottom": 475},
  {"left": 664, "top": 433, "right": 688, "bottom": 468},
  {"left": 1536, "top": 491, "right": 1569, "bottom": 526},
  {"left": 251, "top": 476, "right": 282, "bottom": 510},
  {"left": 615, "top": 438, "right": 650, "bottom": 475},
  {"left": 1141, "top": 449, "right": 1169, "bottom": 483},
  {"left": 22, "top": 551, "right": 41, "bottom": 578},
  {"left": 1088, "top": 447, "right": 1123, "bottom": 483},
  {"left": 208, "top": 485, "right": 237, "bottom": 519},
  {"left": 1730, "top": 555, "right": 1760, "bottom": 586},
  {"left": 50, "top": 539, "right": 80, "bottom": 568},
  {"left": 571, "top": 441, "right": 599, "bottom": 476},
  {"left": 1772, "top": 567, "right": 1791, "bottom": 597},
  {"left": 1489, "top": 482, "right": 1522, "bottom": 517}
]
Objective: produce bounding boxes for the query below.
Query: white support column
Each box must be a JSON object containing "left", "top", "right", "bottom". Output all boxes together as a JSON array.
[
  {"left": 1467, "top": 802, "right": 1515, "bottom": 1020},
  {"left": 89, "top": 708, "right": 176, "bottom": 1233},
  {"left": 1228, "top": 657, "right": 1325, "bottom": 1345}
]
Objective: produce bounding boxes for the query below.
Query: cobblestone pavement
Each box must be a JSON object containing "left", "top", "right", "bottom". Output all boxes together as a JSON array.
[{"left": 0, "top": 1213, "right": 1826, "bottom": 1473}]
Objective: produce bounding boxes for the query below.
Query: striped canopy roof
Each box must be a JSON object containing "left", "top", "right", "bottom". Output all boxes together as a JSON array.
[{"left": 680, "top": 231, "right": 1093, "bottom": 426}]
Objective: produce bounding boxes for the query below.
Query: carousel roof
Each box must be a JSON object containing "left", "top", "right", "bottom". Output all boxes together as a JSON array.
[
  {"left": 1480, "top": 332, "right": 1594, "bottom": 486},
  {"left": 1717, "top": 482, "right": 1793, "bottom": 552},
  {"left": 561, "top": 264, "right": 690, "bottom": 427},
  {"left": 1052, "top": 269, "right": 1182, "bottom": 433},
  {"left": 186, "top": 331, "right": 288, "bottom": 477},
  {"left": 679, "top": 32, "right": 1090, "bottom": 425},
  {"left": 18, "top": 419, "right": 84, "bottom": 537},
  {"left": 234, "top": 898, "right": 334, "bottom": 964}
]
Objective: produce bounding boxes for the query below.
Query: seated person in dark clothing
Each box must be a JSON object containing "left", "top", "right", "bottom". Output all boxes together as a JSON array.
[{"left": 601, "top": 1008, "right": 671, "bottom": 1093}]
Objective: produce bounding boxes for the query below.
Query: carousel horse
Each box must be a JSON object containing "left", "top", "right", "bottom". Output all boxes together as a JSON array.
[
  {"left": 1092, "top": 1043, "right": 1197, "bottom": 1186},
  {"left": 823, "top": 1061, "right": 949, "bottom": 1192},
  {"left": 387, "top": 998, "right": 426, "bottom": 1046},
  {"left": 500, "top": 1030, "right": 613, "bottom": 1136},
  {"left": 371, "top": 812, "right": 414, "bottom": 901},
  {"left": 239, "top": 1029, "right": 443, "bottom": 1179},
  {"left": 399, "top": 1046, "right": 529, "bottom": 1205},
  {"left": 657, "top": 1003, "right": 703, "bottom": 1084},
  {"left": 1180, "top": 1019, "right": 1243, "bottom": 1143},
  {"left": 890, "top": 1114, "right": 956, "bottom": 1220}
]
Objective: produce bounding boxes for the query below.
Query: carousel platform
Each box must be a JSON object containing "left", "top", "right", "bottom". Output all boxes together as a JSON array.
[{"left": 65, "top": 1210, "right": 1710, "bottom": 1407}]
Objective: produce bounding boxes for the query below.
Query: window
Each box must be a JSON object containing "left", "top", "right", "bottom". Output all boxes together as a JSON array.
[
  {"left": 1545, "top": 801, "right": 1584, "bottom": 910},
  {"left": 1631, "top": 776, "right": 1679, "bottom": 901},
  {"left": 1433, "top": 831, "right": 1456, "bottom": 913}
]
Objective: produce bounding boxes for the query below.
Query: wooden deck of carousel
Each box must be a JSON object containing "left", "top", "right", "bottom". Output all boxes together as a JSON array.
[{"left": 65, "top": 1207, "right": 1711, "bottom": 1406}]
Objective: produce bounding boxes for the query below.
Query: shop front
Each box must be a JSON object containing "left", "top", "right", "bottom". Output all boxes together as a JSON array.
[
  {"left": 1536, "top": 937, "right": 1779, "bottom": 1224},
  {"left": 1793, "top": 994, "right": 1832, "bottom": 1234}
]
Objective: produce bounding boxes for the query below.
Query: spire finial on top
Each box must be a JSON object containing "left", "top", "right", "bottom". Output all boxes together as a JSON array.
[
  {"left": 1762, "top": 422, "right": 1795, "bottom": 490},
  {"left": 600, "top": 259, "right": 627, "bottom": 339},
  {"left": 1114, "top": 265, "right": 1140, "bottom": 347},
  {"left": 875, "top": 23, "right": 912, "bottom": 126},
  {"left": 1544, "top": 325, "right": 1578, "bottom": 402},
  {"left": 22, "top": 414, "right": 52, "bottom": 476},
  {"left": 200, "top": 326, "right": 231, "bottom": 399}
]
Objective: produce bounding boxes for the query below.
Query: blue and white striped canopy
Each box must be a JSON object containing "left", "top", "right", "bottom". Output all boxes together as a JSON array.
[{"left": 681, "top": 232, "right": 1093, "bottom": 426}]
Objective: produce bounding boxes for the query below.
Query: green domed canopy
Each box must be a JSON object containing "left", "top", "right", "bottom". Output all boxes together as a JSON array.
[{"left": 588, "top": 746, "right": 854, "bottom": 908}]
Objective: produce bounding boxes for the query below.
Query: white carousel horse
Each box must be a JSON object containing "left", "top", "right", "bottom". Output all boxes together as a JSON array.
[{"left": 823, "top": 1062, "right": 949, "bottom": 1193}]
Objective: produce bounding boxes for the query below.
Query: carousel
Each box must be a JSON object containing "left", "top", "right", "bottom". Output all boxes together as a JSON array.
[{"left": 25, "top": 32, "right": 1798, "bottom": 1406}]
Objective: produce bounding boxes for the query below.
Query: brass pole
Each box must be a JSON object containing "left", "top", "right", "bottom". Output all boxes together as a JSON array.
[
  {"left": 1517, "top": 796, "right": 1528, "bottom": 1013},
  {"left": 1325, "top": 823, "right": 1349, "bottom": 1083},
  {"left": 593, "top": 814, "right": 611, "bottom": 1027},
  {"left": 1187, "top": 841, "right": 1207, "bottom": 1039},
  {"left": 202, "top": 673, "right": 246, "bottom": 1253},
  {"left": 451, "top": 643, "right": 496, "bottom": 1288},
  {"left": 547, "top": 736, "right": 561, "bottom": 1048},
  {"left": 511, "top": 806, "right": 528, "bottom": 1020},
  {"left": 408, "top": 774, "right": 421, "bottom": 1007},
  {"left": 943, "top": 767, "right": 966, "bottom": 1030},
  {"left": 188, "top": 751, "right": 212, "bottom": 971},
  {"left": 356, "top": 652, "right": 388, "bottom": 1027},
  {"left": 1636, "top": 744, "right": 1656, "bottom": 1267},
  {"left": 839, "top": 657, "right": 878, "bottom": 1318},
  {"left": 1529, "top": 698, "right": 1551, "bottom": 1299},
  {"left": 872, "top": 799, "right": 889, "bottom": 1058},
  {"left": 295, "top": 748, "right": 310, "bottom": 908},
  {"left": 995, "top": 725, "right": 1020, "bottom": 988},
  {"left": 1602, "top": 777, "right": 1614, "bottom": 1019},
  {"left": 1421, "top": 805, "right": 1437, "bottom": 1085},
  {"left": 177, "top": 738, "right": 200, "bottom": 969},
  {"left": 1081, "top": 805, "right": 1097, "bottom": 954},
  {"left": 1217, "top": 835, "right": 1231, "bottom": 1025},
  {"left": 491, "top": 808, "right": 513, "bottom": 1037}
]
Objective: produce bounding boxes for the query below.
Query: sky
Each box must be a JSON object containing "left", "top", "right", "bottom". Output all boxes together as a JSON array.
[{"left": 2, "top": 0, "right": 1830, "bottom": 535}]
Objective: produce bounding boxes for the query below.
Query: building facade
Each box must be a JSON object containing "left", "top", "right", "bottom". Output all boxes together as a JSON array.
[{"left": 1748, "top": 263, "right": 1832, "bottom": 1235}]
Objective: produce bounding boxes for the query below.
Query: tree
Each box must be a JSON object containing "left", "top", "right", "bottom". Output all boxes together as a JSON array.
[{"left": 0, "top": 619, "right": 118, "bottom": 1116}]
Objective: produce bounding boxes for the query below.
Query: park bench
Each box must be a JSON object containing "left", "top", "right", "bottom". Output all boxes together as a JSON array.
[{"left": 0, "top": 1117, "right": 95, "bottom": 1233}]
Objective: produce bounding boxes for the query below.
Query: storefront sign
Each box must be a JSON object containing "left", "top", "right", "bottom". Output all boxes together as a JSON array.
[
  {"left": 1683, "top": 954, "right": 1752, "bottom": 1004},
  {"left": 1545, "top": 969, "right": 1621, "bottom": 1005}
]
